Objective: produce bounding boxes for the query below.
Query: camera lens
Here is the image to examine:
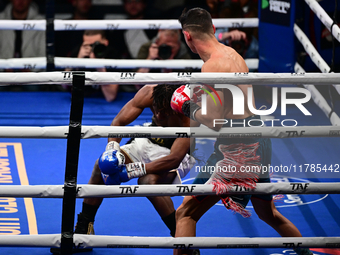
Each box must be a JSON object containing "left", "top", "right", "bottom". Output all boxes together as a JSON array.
[
  {"left": 158, "top": 44, "right": 172, "bottom": 60},
  {"left": 92, "top": 41, "right": 107, "bottom": 58}
]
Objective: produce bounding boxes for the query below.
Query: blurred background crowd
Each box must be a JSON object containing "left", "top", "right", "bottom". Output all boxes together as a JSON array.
[
  {"left": 0, "top": 0, "right": 338, "bottom": 105},
  {"left": 0, "top": 0, "right": 260, "bottom": 99}
]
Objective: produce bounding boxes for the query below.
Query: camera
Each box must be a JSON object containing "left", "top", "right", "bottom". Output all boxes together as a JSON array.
[
  {"left": 158, "top": 44, "right": 172, "bottom": 59},
  {"left": 91, "top": 41, "right": 108, "bottom": 58}
]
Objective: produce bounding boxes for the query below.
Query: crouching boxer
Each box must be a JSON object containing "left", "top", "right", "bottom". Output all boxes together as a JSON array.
[
  {"left": 50, "top": 84, "right": 196, "bottom": 254},
  {"left": 99, "top": 138, "right": 194, "bottom": 187}
]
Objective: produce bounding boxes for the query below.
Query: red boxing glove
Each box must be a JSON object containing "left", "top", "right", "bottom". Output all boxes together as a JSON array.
[
  {"left": 170, "top": 85, "right": 191, "bottom": 114},
  {"left": 171, "top": 85, "right": 201, "bottom": 120}
]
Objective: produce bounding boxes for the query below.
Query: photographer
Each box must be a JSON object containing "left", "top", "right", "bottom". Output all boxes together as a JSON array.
[
  {"left": 136, "top": 29, "right": 191, "bottom": 74},
  {"left": 67, "top": 30, "right": 119, "bottom": 102}
]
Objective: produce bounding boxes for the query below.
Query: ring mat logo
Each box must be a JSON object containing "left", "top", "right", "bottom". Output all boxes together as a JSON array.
[{"left": 256, "top": 176, "right": 327, "bottom": 208}]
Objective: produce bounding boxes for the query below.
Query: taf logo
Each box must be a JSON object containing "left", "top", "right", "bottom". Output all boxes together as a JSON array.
[
  {"left": 177, "top": 72, "right": 192, "bottom": 78},
  {"left": 120, "top": 73, "right": 136, "bottom": 79}
]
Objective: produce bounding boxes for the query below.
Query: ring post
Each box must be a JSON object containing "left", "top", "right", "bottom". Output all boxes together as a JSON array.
[
  {"left": 60, "top": 72, "right": 85, "bottom": 254},
  {"left": 45, "top": 0, "right": 55, "bottom": 71},
  {"left": 258, "top": 0, "right": 296, "bottom": 72}
]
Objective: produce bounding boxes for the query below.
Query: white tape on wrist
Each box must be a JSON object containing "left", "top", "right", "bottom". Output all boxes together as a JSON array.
[
  {"left": 126, "top": 162, "right": 146, "bottom": 179},
  {"left": 106, "top": 141, "right": 120, "bottom": 151}
]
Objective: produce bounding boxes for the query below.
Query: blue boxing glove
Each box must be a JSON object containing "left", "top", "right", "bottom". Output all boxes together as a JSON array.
[
  {"left": 98, "top": 149, "right": 126, "bottom": 175},
  {"left": 101, "top": 172, "right": 121, "bottom": 185},
  {"left": 98, "top": 149, "right": 147, "bottom": 184},
  {"left": 101, "top": 163, "right": 146, "bottom": 184},
  {"left": 100, "top": 162, "right": 146, "bottom": 185}
]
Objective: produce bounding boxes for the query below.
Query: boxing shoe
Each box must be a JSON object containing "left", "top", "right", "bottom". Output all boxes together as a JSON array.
[
  {"left": 192, "top": 249, "right": 201, "bottom": 255},
  {"left": 50, "top": 213, "right": 94, "bottom": 254},
  {"left": 74, "top": 213, "right": 94, "bottom": 235}
]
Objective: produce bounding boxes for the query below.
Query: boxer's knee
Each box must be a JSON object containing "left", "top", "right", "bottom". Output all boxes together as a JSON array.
[{"left": 138, "top": 174, "right": 159, "bottom": 185}]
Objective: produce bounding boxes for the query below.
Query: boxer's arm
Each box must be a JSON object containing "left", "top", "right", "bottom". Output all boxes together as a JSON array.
[
  {"left": 109, "top": 85, "right": 155, "bottom": 143},
  {"left": 144, "top": 138, "right": 191, "bottom": 175},
  {"left": 193, "top": 63, "right": 226, "bottom": 130},
  {"left": 191, "top": 88, "right": 224, "bottom": 130},
  {"left": 99, "top": 138, "right": 191, "bottom": 182},
  {"left": 171, "top": 83, "right": 224, "bottom": 131}
]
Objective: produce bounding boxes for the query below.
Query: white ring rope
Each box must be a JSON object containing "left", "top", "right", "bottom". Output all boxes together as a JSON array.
[
  {"left": 0, "top": 19, "right": 46, "bottom": 31},
  {"left": 333, "top": 84, "right": 340, "bottom": 95},
  {"left": 0, "top": 57, "right": 259, "bottom": 70},
  {"left": 0, "top": 234, "right": 338, "bottom": 249},
  {"left": 294, "top": 63, "right": 340, "bottom": 126},
  {"left": 0, "top": 234, "right": 60, "bottom": 247},
  {"left": 0, "top": 18, "right": 258, "bottom": 31},
  {"left": 0, "top": 125, "right": 339, "bottom": 139},
  {"left": 294, "top": 24, "right": 331, "bottom": 73},
  {"left": 54, "top": 18, "right": 259, "bottom": 30},
  {"left": 304, "top": 0, "right": 340, "bottom": 44},
  {"left": 59, "top": 71, "right": 340, "bottom": 86},
  {"left": 56, "top": 58, "right": 206, "bottom": 69},
  {"left": 0, "top": 183, "right": 339, "bottom": 198},
  {"left": 294, "top": 23, "right": 340, "bottom": 95},
  {"left": 74, "top": 235, "right": 340, "bottom": 249},
  {"left": 0, "top": 57, "right": 46, "bottom": 69},
  {"left": 0, "top": 8, "right": 337, "bottom": 251},
  {"left": 1, "top": 72, "right": 340, "bottom": 86}
]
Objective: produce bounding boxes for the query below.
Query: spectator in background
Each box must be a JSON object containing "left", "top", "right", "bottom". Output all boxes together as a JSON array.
[
  {"left": 149, "top": 0, "right": 186, "bottom": 19},
  {"left": 108, "top": 0, "right": 158, "bottom": 60},
  {"left": 132, "top": 29, "right": 192, "bottom": 91},
  {"left": 70, "top": 0, "right": 96, "bottom": 20},
  {"left": 106, "top": 0, "right": 160, "bottom": 93},
  {"left": 55, "top": 0, "right": 103, "bottom": 58},
  {"left": 0, "top": 0, "right": 45, "bottom": 59},
  {"left": 136, "top": 29, "right": 191, "bottom": 73},
  {"left": 65, "top": 30, "right": 120, "bottom": 102}
]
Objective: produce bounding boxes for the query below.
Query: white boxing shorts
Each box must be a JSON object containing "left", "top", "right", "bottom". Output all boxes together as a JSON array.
[{"left": 120, "top": 138, "right": 195, "bottom": 184}]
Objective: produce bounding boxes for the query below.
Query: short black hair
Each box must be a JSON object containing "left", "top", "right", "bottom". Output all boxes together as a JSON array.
[
  {"left": 83, "top": 30, "right": 107, "bottom": 39},
  {"left": 179, "top": 7, "right": 214, "bottom": 35},
  {"left": 152, "top": 84, "right": 181, "bottom": 113}
]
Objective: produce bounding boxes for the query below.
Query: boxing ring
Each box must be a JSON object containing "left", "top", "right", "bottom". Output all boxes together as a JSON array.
[{"left": 0, "top": 0, "right": 340, "bottom": 255}]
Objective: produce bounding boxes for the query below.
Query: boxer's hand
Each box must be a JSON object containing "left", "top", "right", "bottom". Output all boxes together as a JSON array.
[
  {"left": 105, "top": 141, "right": 120, "bottom": 151},
  {"left": 98, "top": 149, "right": 125, "bottom": 175},
  {"left": 171, "top": 85, "right": 201, "bottom": 120},
  {"left": 101, "top": 162, "right": 146, "bottom": 185},
  {"left": 101, "top": 172, "right": 121, "bottom": 185},
  {"left": 170, "top": 85, "right": 191, "bottom": 115},
  {"left": 118, "top": 162, "right": 146, "bottom": 182}
]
